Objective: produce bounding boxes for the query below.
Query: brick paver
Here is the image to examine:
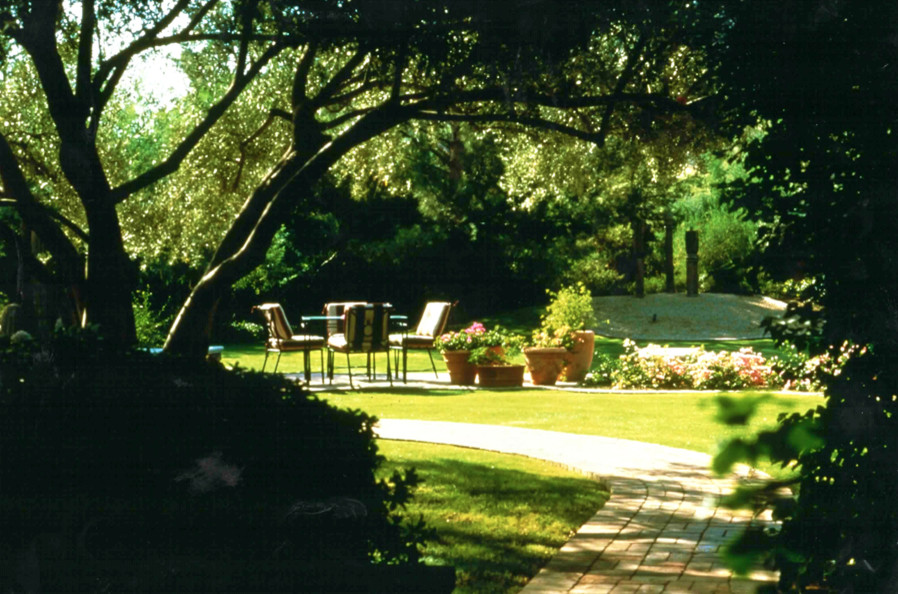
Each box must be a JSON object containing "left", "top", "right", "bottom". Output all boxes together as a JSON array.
[{"left": 374, "top": 418, "right": 778, "bottom": 593}]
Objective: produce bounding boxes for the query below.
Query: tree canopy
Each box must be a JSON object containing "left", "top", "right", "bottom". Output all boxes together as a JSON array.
[{"left": 0, "top": 0, "right": 722, "bottom": 354}]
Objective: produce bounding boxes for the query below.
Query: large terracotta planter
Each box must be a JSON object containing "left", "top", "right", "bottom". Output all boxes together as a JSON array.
[
  {"left": 561, "top": 330, "right": 595, "bottom": 382},
  {"left": 476, "top": 365, "right": 525, "bottom": 388},
  {"left": 441, "top": 350, "right": 476, "bottom": 385},
  {"left": 523, "top": 347, "right": 567, "bottom": 386}
]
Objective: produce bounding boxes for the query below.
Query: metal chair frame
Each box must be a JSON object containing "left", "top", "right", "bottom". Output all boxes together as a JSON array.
[
  {"left": 390, "top": 301, "right": 454, "bottom": 383},
  {"left": 327, "top": 303, "right": 393, "bottom": 388},
  {"left": 253, "top": 303, "right": 325, "bottom": 384}
]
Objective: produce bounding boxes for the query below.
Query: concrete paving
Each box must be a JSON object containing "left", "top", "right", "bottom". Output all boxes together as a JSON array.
[{"left": 374, "top": 419, "right": 779, "bottom": 593}]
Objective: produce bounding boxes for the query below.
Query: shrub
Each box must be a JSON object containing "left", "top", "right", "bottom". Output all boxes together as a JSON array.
[
  {"left": 132, "top": 288, "right": 172, "bottom": 346},
  {"left": 532, "top": 283, "right": 596, "bottom": 349},
  {"left": 583, "top": 340, "right": 788, "bottom": 390},
  {"left": 0, "top": 329, "right": 425, "bottom": 591}
]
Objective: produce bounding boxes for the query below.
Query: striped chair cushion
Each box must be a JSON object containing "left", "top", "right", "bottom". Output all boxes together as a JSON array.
[{"left": 330, "top": 304, "right": 390, "bottom": 353}]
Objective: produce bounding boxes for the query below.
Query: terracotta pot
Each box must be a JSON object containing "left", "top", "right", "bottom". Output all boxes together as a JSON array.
[
  {"left": 476, "top": 365, "right": 525, "bottom": 388},
  {"left": 441, "top": 350, "right": 476, "bottom": 385},
  {"left": 523, "top": 347, "right": 567, "bottom": 386},
  {"left": 561, "top": 330, "right": 595, "bottom": 382}
]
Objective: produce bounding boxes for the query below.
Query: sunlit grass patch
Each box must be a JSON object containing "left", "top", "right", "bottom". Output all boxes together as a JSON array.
[{"left": 378, "top": 440, "right": 609, "bottom": 593}]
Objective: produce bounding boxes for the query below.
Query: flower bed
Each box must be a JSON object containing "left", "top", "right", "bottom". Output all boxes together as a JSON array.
[{"left": 584, "top": 339, "right": 842, "bottom": 391}]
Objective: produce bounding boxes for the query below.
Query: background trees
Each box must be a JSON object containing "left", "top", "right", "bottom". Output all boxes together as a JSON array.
[{"left": 0, "top": 0, "right": 726, "bottom": 353}]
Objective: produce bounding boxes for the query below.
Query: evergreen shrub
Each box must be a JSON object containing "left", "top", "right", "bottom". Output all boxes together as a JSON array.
[{"left": 0, "top": 329, "right": 425, "bottom": 591}]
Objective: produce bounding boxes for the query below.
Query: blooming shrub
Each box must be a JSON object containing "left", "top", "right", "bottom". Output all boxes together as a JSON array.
[
  {"left": 768, "top": 341, "right": 865, "bottom": 392},
  {"left": 585, "top": 340, "right": 783, "bottom": 390}
]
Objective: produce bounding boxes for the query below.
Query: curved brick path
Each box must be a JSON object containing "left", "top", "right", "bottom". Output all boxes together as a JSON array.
[{"left": 374, "top": 419, "right": 778, "bottom": 593}]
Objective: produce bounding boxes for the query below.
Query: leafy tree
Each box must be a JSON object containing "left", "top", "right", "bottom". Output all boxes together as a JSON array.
[
  {"left": 0, "top": 1, "right": 724, "bottom": 355},
  {"left": 708, "top": 2, "right": 898, "bottom": 590}
]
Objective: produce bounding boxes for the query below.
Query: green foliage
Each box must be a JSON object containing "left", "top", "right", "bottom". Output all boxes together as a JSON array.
[
  {"left": 707, "top": 2, "right": 898, "bottom": 588},
  {"left": 132, "top": 288, "right": 171, "bottom": 347},
  {"left": 0, "top": 329, "right": 426, "bottom": 590}
]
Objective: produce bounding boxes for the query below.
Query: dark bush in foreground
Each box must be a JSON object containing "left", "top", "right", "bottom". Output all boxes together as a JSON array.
[{"left": 0, "top": 330, "right": 430, "bottom": 592}]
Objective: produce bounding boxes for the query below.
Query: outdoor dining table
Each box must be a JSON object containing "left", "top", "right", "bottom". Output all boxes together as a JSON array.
[{"left": 300, "top": 312, "right": 408, "bottom": 382}]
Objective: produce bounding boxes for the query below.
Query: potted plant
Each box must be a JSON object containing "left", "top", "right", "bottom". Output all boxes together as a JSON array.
[
  {"left": 437, "top": 322, "right": 485, "bottom": 385},
  {"left": 437, "top": 322, "right": 515, "bottom": 385},
  {"left": 523, "top": 328, "right": 569, "bottom": 386},
  {"left": 468, "top": 333, "right": 525, "bottom": 387},
  {"left": 535, "top": 283, "right": 597, "bottom": 383}
]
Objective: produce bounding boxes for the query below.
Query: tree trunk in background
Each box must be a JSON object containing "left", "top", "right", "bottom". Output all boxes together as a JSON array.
[
  {"left": 632, "top": 218, "right": 646, "bottom": 298},
  {"left": 664, "top": 220, "right": 675, "bottom": 293}
]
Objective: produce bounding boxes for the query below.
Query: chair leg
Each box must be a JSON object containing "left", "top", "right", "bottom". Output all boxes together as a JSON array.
[
  {"left": 303, "top": 350, "right": 311, "bottom": 383},
  {"left": 403, "top": 346, "right": 408, "bottom": 383},
  {"left": 386, "top": 348, "right": 393, "bottom": 387},
  {"left": 346, "top": 353, "right": 354, "bottom": 388},
  {"left": 427, "top": 349, "right": 439, "bottom": 378},
  {"left": 262, "top": 350, "right": 270, "bottom": 372},
  {"left": 273, "top": 352, "right": 282, "bottom": 373},
  {"left": 319, "top": 348, "right": 326, "bottom": 384}
]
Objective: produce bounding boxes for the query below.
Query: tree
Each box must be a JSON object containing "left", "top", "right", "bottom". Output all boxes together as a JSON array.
[
  {"left": 0, "top": 1, "right": 288, "bottom": 347},
  {"left": 708, "top": 1, "right": 898, "bottom": 590},
  {"left": 0, "top": 1, "right": 721, "bottom": 355}
]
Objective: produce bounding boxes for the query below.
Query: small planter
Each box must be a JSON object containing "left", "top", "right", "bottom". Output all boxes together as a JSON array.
[
  {"left": 441, "top": 350, "right": 477, "bottom": 385},
  {"left": 523, "top": 347, "right": 567, "bottom": 386},
  {"left": 476, "top": 365, "right": 525, "bottom": 388},
  {"left": 561, "top": 330, "right": 595, "bottom": 383}
]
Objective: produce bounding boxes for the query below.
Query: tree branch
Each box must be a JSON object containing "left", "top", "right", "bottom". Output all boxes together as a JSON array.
[
  {"left": 76, "top": 0, "right": 95, "bottom": 109},
  {"left": 93, "top": 0, "right": 212, "bottom": 112},
  {"left": 412, "top": 110, "right": 602, "bottom": 144},
  {"left": 596, "top": 32, "right": 648, "bottom": 146},
  {"left": 0, "top": 131, "right": 83, "bottom": 284},
  {"left": 309, "top": 49, "right": 368, "bottom": 110},
  {"left": 291, "top": 42, "right": 318, "bottom": 108},
  {"left": 110, "top": 42, "right": 287, "bottom": 203},
  {"left": 231, "top": 107, "right": 292, "bottom": 191}
]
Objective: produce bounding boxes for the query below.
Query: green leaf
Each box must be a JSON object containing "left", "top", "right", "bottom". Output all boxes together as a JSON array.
[
  {"left": 713, "top": 439, "right": 753, "bottom": 475},
  {"left": 723, "top": 526, "right": 773, "bottom": 576},
  {"left": 715, "top": 394, "right": 770, "bottom": 426}
]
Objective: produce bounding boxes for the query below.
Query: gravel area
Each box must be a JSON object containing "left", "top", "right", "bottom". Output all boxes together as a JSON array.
[{"left": 593, "top": 292, "right": 787, "bottom": 341}]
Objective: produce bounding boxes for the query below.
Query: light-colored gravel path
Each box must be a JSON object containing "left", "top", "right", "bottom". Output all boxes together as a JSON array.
[
  {"left": 375, "top": 419, "right": 778, "bottom": 593},
  {"left": 593, "top": 293, "right": 787, "bottom": 341}
]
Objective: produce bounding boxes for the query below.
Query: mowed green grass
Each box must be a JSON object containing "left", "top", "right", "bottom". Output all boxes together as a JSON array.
[
  {"left": 379, "top": 441, "right": 609, "bottom": 593},
  {"left": 322, "top": 388, "right": 822, "bottom": 459},
  {"left": 221, "top": 344, "right": 445, "bottom": 376}
]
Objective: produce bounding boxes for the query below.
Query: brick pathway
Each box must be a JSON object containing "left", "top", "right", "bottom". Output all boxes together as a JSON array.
[{"left": 374, "top": 419, "right": 778, "bottom": 593}]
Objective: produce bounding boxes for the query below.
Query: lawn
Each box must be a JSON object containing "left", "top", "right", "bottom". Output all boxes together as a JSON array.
[
  {"left": 320, "top": 388, "right": 822, "bottom": 459},
  {"left": 379, "top": 441, "right": 609, "bottom": 593},
  {"left": 220, "top": 335, "right": 788, "bottom": 378},
  {"left": 221, "top": 338, "right": 822, "bottom": 593}
]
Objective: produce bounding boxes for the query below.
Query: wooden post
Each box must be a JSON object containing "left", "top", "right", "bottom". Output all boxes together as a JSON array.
[
  {"left": 664, "top": 219, "right": 675, "bottom": 293},
  {"left": 632, "top": 218, "right": 646, "bottom": 298},
  {"left": 686, "top": 230, "right": 699, "bottom": 297}
]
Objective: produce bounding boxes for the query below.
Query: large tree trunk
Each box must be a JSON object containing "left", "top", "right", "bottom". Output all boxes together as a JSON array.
[
  {"left": 81, "top": 206, "right": 136, "bottom": 347},
  {"left": 164, "top": 107, "right": 408, "bottom": 357}
]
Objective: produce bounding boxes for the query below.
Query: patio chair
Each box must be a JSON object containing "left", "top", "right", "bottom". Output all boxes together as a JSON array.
[
  {"left": 252, "top": 303, "right": 325, "bottom": 383},
  {"left": 389, "top": 301, "right": 454, "bottom": 383},
  {"left": 327, "top": 303, "right": 393, "bottom": 388}
]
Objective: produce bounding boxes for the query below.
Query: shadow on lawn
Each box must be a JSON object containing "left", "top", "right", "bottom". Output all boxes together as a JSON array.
[{"left": 382, "top": 455, "right": 610, "bottom": 592}]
